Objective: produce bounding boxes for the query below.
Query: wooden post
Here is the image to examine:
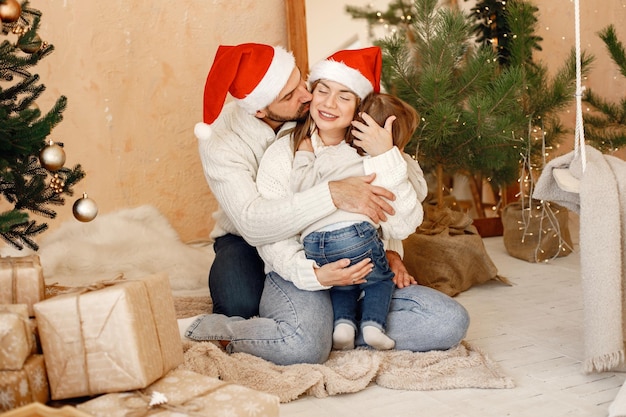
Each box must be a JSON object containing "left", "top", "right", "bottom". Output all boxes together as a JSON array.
[{"left": 285, "top": 0, "right": 309, "bottom": 76}]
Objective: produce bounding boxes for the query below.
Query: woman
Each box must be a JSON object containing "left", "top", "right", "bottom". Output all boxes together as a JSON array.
[{"left": 183, "top": 47, "right": 469, "bottom": 365}]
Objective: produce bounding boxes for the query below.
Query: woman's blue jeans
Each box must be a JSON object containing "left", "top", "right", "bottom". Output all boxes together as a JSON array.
[
  {"left": 303, "top": 222, "right": 394, "bottom": 332},
  {"left": 185, "top": 272, "right": 470, "bottom": 366}
]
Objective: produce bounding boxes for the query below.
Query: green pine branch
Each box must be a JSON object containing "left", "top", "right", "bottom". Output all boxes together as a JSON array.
[
  {"left": 582, "top": 24, "right": 626, "bottom": 152},
  {"left": 376, "top": 0, "right": 527, "bottom": 202}
]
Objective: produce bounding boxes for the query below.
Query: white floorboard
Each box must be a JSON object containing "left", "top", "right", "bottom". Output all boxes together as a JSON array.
[{"left": 280, "top": 217, "right": 625, "bottom": 417}]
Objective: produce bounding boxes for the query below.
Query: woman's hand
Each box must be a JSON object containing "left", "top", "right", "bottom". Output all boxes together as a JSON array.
[
  {"left": 386, "top": 250, "right": 417, "bottom": 288},
  {"left": 351, "top": 112, "right": 395, "bottom": 156},
  {"left": 314, "top": 257, "right": 372, "bottom": 287}
]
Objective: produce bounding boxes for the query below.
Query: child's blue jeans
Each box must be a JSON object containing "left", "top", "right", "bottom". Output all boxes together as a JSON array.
[{"left": 303, "top": 221, "right": 395, "bottom": 332}]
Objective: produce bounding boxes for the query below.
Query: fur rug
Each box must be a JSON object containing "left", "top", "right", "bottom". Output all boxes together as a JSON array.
[
  {"left": 0, "top": 205, "right": 213, "bottom": 291},
  {"left": 179, "top": 340, "right": 514, "bottom": 403}
]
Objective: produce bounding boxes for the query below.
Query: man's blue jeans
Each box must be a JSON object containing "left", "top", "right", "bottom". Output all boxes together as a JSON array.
[
  {"left": 303, "top": 221, "right": 394, "bottom": 332},
  {"left": 209, "top": 234, "right": 265, "bottom": 318}
]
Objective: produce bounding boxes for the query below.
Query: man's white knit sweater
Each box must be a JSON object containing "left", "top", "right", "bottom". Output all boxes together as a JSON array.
[
  {"left": 255, "top": 133, "right": 428, "bottom": 291},
  {"left": 197, "top": 102, "right": 336, "bottom": 246}
]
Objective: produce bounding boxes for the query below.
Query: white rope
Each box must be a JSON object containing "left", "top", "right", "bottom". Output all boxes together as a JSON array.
[{"left": 574, "top": 0, "right": 587, "bottom": 172}]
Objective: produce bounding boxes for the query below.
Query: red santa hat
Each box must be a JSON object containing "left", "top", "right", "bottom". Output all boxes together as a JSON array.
[
  {"left": 307, "top": 46, "right": 382, "bottom": 100},
  {"left": 194, "top": 43, "right": 295, "bottom": 141}
]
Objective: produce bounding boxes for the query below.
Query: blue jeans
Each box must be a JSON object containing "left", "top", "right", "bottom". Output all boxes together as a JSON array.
[
  {"left": 185, "top": 272, "right": 470, "bottom": 366},
  {"left": 303, "top": 222, "right": 394, "bottom": 332},
  {"left": 209, "top": 234, "right": 265, "bottom": 318}
]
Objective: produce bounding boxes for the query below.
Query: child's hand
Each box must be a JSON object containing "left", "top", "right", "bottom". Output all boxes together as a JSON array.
[
  {"left": 351, "top": 112, "right": 395, "bottom": 156},
  {"left": 297, "top": 137, "right": 314, "bottom": 152}
]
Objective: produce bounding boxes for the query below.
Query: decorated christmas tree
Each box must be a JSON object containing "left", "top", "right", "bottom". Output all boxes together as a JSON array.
[
  {"left": 1, "top": 0, "right": 90, "bottom": 250},
  {"left": 583, "top": 24, "right": 626, "bottom": 153}
]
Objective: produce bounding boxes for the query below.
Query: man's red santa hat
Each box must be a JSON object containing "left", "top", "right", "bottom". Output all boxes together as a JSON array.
[
  {"left": 307, "top": 46, "right": 382, "bottom": 100},
  {"left": 194, "top": 43, "right": 295, "bottom": 141}
]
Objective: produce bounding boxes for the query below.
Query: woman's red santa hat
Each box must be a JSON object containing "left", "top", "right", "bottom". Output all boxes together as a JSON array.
[
  {"left": 194, "top": 43, "right": 295, "bottom": 141},
  {"left": 307, "top": 46, "right": 382, "bottom": 100}
]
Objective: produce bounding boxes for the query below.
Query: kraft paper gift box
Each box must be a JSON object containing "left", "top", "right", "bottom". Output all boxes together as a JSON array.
[
  {"left": 33, "top": 273, "right": 184, "bottom": 400},
  {"left": 0, "top": 354, "right": 50, "bottom": 412},
  {"left": 0, "top": 304, "right": 34, "bottom": 370},
  {"left": 0, "top": 255, "right": 45, "bottom": 317},
  {"left": 77, "top": 369, "right": 280, "bottom": 417},
  {"left": 1, "top": 403, "right": 93, "bottom": 417}
]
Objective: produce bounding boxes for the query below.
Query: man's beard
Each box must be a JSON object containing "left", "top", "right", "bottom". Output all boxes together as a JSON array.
[{"left": 265, "top": 103, "right": 309, "bottom": 124}]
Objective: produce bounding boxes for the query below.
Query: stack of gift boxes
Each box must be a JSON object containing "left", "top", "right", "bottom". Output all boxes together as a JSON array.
[{"left": 0, "top": 255, "right": 280, "bottom": 417}]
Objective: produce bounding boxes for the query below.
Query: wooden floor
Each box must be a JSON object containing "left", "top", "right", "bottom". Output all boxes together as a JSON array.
[{"left": 280, "top": 218, "right": 626, "bottom": 417}]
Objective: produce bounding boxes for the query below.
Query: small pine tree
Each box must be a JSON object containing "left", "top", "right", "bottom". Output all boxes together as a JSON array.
[
  {"left": 485, "top": 1, "right": 592, "bottom": 196},
  {"left": 583, "top": 24, "right": 626, "bottom": 153},
  {"left": 374, "top": 0, "right": 527, "bottom": 212},
  {"left": 0, "top": 0, "right": 85, "bottom": 250},
  {"left": 348, "top": 0, "right": 592, "bottom": 213}
]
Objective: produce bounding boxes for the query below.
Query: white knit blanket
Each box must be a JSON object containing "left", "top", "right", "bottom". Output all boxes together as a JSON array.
[{"left": 533, "top": 145, "right": 626, "bottom": 373}]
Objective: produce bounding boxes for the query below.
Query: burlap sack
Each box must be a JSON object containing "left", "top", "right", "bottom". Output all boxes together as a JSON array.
[
  {"left": 402, "top": 205, "right": 510, "bottom": 297},
  {"left": 502, "top": 201, "right": 573, "bottom": 263}
]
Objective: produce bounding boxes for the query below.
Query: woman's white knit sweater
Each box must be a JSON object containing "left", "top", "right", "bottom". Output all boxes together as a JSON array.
[{"left": 197, "top": 102, "right": 336, "bottom": 246}]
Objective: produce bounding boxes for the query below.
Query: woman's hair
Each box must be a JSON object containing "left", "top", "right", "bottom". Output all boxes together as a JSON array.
[
  {"left": 350, "top": 93, "right": 420, "bottom": 152},
  {"left": 288, "top": 80, "right": 361, "bottom": 155}
]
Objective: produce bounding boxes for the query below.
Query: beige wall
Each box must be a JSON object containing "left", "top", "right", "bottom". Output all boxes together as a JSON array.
[
  {"left": 33, "top": 0, "right": 287, "bottom": 242},
  {"left": 26, "top": 0, "right": 626, "bottom": 244}
]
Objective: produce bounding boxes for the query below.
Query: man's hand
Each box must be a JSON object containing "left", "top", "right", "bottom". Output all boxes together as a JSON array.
[
  {"left": 314, "top": 258, "right": 372, "bottom": 287},
  {"left": 329, "top": 174, "right": 395, "bottom": 224},
  {"left": 386, "top": 250, "right": 417, "bottom": 289}
]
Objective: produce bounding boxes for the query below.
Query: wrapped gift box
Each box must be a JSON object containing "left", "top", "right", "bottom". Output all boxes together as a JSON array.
[
  {"left": 0, "top": 255, "right": 45, "bottom": 317},
  {"left": 0, "top": 354, "right": 50, "bottom": 412},
  {"left": 77, "top": 369, "right": 280, "bottom": 417},
  {"left": 0, "top": 305, "right": 34, "bottom": 370},
  {"left": 1, "top": 403, "right": 93, "bottom": 417},
  {"left": 33, "top": 273, "right": 184, "bottom": 400}
]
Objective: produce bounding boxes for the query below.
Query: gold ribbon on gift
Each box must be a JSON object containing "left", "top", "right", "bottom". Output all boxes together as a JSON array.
[
  {"left": 122, "top": 383, "right": 233, "bottom": 417},
  {"left": 46, "top": 273, "right": 127, "bottom": 296}
]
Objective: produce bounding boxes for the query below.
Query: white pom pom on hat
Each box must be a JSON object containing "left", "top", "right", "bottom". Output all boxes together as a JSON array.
[
  {"left": 308, "top": 46, "right": 382, "bottom": 100},
  {"left": 194, "top": 122, "right": 212, "bottom": 142}
]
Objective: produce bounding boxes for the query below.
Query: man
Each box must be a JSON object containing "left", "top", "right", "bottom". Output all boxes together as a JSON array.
[{"left": 193, "top": 43, "right": 396, "bottom": 318}]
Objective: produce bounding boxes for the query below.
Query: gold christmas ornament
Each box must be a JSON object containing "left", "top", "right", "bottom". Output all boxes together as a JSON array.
[
  {"left": 39, "top": 141, "right": 66, "bottom": 171},
  {"left": 0, "top": 0, "right": 21, "bottom": 23},
  {"left": 73, "top": 193, "right": 98, "bottom": 222},
  {"left": 49, "top": 174, "right": 65, "bottom": 194},
  {"left": 17, "top": 33, "right": 43, "bottom": 54}
]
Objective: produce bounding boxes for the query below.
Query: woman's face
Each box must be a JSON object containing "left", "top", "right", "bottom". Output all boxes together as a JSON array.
[{"left": 310, "top": 80, "right": 358, "bottom": 143}]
